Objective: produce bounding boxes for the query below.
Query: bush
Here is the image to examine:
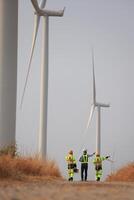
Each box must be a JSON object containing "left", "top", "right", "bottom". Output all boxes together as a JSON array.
[
  {"left": 106, "top": 163, "right": 134, "bottom": 182},
  {"left": 0, "top": 145, "right": 17, "bottom": 157},
  {"left": 0, "top": 155, "right": 61, "bottom": 180}
]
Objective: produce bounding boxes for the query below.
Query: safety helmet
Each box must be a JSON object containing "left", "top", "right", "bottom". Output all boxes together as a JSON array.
[
  {"left": 83, "top": 149, "right": 87, "bottom": 154},
  {"left": 69, "top": 150, "right": 73, "bottom": 155}
]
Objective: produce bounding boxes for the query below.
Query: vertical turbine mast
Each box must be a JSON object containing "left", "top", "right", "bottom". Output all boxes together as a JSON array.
[
  {"left": 92, "top": 49, "right": 110, "bottom": 155},
  {"left": 31, "top": 0, "right": 65, "bottom": 158},
  {"left": 21, "top": 0, "right": 65, "bottom": 159},
  {"left": 0, "top": 0, "right": 18, "bottom": 148}
]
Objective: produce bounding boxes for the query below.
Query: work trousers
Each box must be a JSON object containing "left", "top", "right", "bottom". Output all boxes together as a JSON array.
[
  {"left": 81, "top": 163, "right": 88, "bottom": 181},
  {"left": 95, "top": 169, "right": 103, "bottom": 181},
  {"left": 68, "top": 169, "right": 74, "bottom": 179},
  {"left": 67, "top": 164, "right": 74, "bottom": 180}
]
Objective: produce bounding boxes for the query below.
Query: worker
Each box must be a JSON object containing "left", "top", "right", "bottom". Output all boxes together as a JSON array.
[
  {"left": 79, "top": 149, "right": 95, "bottom": 181},
  {"left": 65, "top": 150, "right": 77, "bottom": 181},
  {"left": 93, "top": 154, "right": 110, "bottom": 181}
]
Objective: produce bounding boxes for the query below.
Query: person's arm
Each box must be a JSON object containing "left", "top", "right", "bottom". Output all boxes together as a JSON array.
[
  {"left": 65, "top": 156, "right": 68, "bottom": 161},
  {"left": 73, "top": 156, "right": 77, "bottom": 164},
  {"left": 79, "top": 156, "right": 82, "bottom": 162},
  {"left": 93, "top": 158, "right": 96, "bottom": 164},
  {"left": 88, "top": 152, "right": 95, "bottom": 157},
  {"left": 105, "top": 156, "right": 110, "bottom": 159},
  {"left": 101, "top": 156, "right": 106, "bottom": 161},
  {"left": 101, "top": 156, "right": 110, "bottom": 161}
]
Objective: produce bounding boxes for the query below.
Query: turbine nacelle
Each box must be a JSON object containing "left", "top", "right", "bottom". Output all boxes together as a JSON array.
[
  {"left": 31, "top": 0, "right": 65, "bottom": 17},
  {"left": 34, "top": 8, "right": 65, "bottom": 17},
  {"left": 95, "top": 102, "right": 110, "bottom": 108}
]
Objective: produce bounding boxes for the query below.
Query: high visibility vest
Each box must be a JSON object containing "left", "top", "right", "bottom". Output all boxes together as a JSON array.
[
  {"left": 65, "top": 154, "right": 76, "bottom": 164},
  {"left": 80, "top": 154, "right": 88, "bottom": 163},
  {"left": 93, "top": 156, "right": 105, "bottom": 165},
  {"left": 93, "top": 156, "right": 106, "bottom": 171}
]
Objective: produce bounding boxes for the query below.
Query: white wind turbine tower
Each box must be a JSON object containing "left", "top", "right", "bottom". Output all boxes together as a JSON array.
[
  {"left": 86, "top": 50, "right": 110, "bottom": 155},
  {"left": 21, "top": 0, "right": 65, "bottom": 158},
  {"left": 0, "top": 1, "right": 18, "bottom": 148}
]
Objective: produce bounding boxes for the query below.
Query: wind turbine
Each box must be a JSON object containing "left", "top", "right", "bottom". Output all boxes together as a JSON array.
[
  {"left": 21, "top": 0, "right": 65, "bottom": 159},
  {"left": 86, "top": 50, "right": 110, "bottom": 155},
  {"left": 0, "top": 1, "right": 18, "bottom": 148}
]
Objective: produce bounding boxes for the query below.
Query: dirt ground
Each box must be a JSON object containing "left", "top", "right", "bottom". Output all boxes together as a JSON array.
[{"left": 0, "top": 179, "right": 133, "bottom": 200}]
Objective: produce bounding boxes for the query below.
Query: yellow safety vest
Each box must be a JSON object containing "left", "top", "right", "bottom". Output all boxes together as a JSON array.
[
  {"left": 93, "top": 156, "right": 106, "bottom": 171},
  {"left": 65, "top": 154, "right": 76, "bottom": 164},
  {"left": 93, "top": 156, "right": 105, "bottom": 164}
]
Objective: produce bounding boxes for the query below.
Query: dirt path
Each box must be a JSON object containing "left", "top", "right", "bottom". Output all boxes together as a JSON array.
[{"left": 0, "top": 180, "right": 133, "bottom": 200}]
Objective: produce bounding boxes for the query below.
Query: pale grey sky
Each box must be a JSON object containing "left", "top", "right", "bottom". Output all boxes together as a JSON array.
[{"left": 16, "top": 0, "right": 134, "bottom": 179}]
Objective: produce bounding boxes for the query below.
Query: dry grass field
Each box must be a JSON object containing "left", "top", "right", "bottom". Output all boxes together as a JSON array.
[
  {"left": 0, "top": 155, "right": 61, "bottom": 180},
  {"left": 106, "top": 162, "right": 134, "bottom": 182},
  {"left": 0, "top": 155, "right": 133, "bottom": 200}
]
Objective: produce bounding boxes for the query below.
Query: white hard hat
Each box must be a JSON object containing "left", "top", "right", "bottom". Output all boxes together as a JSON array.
[{"left": 83, "top": 149, "right": 87, "bottom": 153}]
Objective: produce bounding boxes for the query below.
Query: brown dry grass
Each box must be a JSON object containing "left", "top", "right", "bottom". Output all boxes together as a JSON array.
[
  {"left": 106, "top": 162, "right": 134, "bottom": 182},
  {"left": 0, "top": 155, "right": 61, "bottom": 180}
]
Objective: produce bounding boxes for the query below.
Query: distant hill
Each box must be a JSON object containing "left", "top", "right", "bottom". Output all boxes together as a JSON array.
[{"left": 106, "top": 163, "right": 134, "bottom": 182}]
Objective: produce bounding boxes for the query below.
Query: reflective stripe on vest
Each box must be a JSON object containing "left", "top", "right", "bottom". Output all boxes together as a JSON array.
[
  {"left": 81, "top": 155, "right": 88, "bottom": 163},
  {"left": 94, "top": 156, "right": 105, "bottom": 164},
  {"left": 66, "top": 154, "right": 76, "bottom": 164}
]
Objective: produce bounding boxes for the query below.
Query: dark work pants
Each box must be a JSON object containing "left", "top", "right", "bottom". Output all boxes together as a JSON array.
[{"left": 81, "top": 163, "right": 88, "bottom": 181}]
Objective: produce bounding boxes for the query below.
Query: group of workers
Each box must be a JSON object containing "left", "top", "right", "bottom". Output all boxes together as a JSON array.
[{"left": 65, "top": 149, "right": 110, "bottom": 181}]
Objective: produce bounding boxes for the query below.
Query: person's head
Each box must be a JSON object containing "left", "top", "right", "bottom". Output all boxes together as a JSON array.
[
  {"left": 83, "top": 149, "right": 87, "bottom": 155},
  {"left": 96, "top": 153, "right": 100, "bottom": 157},
  {"left": 69, "top": 150, "right": 73, "bottom": 155}
]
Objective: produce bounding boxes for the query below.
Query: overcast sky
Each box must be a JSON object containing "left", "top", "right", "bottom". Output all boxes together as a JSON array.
[{"left": 16, "top": 0, "right": 134, "bottom": 180}]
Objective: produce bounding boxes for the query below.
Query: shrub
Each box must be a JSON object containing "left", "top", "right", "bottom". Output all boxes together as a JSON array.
[
  {"left": 0, "top": 155, "right": 61, "bottom": 180},
  {"left": 0, "top": 145, "right": 17, "bottom": 157},
  {"left": 106, "top": 163, "right": 134, "bottom": 182}
]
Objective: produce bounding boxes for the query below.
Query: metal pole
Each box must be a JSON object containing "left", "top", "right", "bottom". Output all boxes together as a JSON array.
[
  {"left": 96, "top": 106, "right": 101, "bottom": 155},
  {"left": 0, "top": 0, "right": 18, "bottom": 148},
  {"left": 38, "top": 16, "right": 49, "bottom": 158}
]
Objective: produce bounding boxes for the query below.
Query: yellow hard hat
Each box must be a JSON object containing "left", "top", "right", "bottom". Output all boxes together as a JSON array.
[{"left": 69, "top": 150, "right": 73, "bottom": 155}]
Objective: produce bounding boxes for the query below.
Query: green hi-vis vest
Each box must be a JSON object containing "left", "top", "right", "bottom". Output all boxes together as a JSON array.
[
  {"left": 81, "top": 154, "right": 88, "bottom": 163},
  {"left": 93, "top": 156, "right": 105, "bottom": 165}
]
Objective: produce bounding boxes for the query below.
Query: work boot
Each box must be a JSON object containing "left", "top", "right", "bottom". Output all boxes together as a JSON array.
[
  {"left": 68, "top": 178, "right": 71, "bottom": 181},
  {"left": 96, "top": 177, "right": 100, "bottom": 181},
  {"left": 70, "top": 177, "right": 73, "bottom": 181}
]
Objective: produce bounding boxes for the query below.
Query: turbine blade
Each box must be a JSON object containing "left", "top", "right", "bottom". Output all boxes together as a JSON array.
[
  {"left": 39, "top": 0, "right": 47, "bottom": 9},
  {"left": 86, "top": 105, "right": 95, "bottom": 130},
  {"left": 31, "top": 0, "right": 40, "bottom": 13},
  {"left": 20, "top": 15, "right": 40, "bottom": 108},
  {"left": 91, "top": 48, "right": 96, "bottom": 104}
]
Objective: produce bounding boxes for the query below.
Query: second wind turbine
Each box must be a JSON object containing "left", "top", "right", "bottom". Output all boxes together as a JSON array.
[{"left": 86, "top": 50, "right": 110, "bottom": 155}]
